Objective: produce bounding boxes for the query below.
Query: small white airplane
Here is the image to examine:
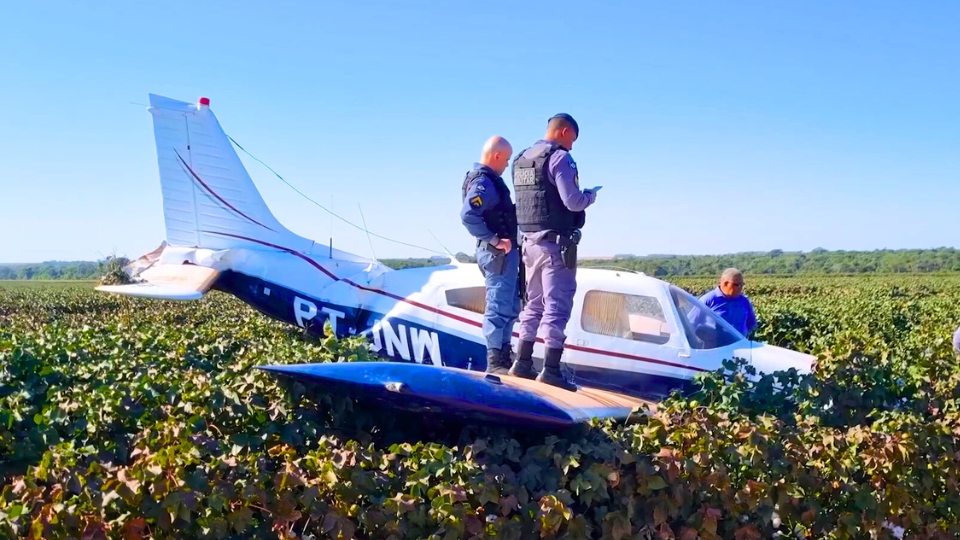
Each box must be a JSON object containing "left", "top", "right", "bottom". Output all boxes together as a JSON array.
[{"left": 97, "top": 94, "right": 815, "bottom": 428}]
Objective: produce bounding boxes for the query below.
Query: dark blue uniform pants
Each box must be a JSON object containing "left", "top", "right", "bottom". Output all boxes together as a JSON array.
[{"left": 476, "top": 243, "right": 521, "bottom": 350}]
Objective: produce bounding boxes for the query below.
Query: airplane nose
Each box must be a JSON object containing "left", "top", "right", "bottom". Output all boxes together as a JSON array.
[{"left": 737, "top": 341, "right": 815, "bottom": 378}]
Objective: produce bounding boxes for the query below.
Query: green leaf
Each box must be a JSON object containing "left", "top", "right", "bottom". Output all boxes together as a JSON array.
[{"left": 647, "top": 475, "right": 668, "bottom": 490}]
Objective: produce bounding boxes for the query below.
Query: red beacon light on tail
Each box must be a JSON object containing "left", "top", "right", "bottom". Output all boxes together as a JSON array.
[{"left": 198, "top": 97, "right": 210, "bottom": 108}]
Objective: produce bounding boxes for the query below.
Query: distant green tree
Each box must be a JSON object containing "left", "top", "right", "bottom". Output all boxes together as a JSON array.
[{"left": 4, "top": 247, "right": 960, "bottom": 279}]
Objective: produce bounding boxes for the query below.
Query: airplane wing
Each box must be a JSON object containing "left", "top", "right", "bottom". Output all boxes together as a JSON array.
[{"left": 256, "top": 362, "right": 656, "bottom": 428}]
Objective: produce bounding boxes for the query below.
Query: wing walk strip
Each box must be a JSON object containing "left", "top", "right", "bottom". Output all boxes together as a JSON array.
[
  {"left": 499, "top": 375, "right": 654, "bottom": 413},
  {"left": 202, "top": 230, "right": 708, "bottom": 374}
]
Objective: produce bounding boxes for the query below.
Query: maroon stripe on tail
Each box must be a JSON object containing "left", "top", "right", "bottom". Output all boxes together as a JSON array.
[
  {"left": 174, "top": 149, "right": 276, "bottom": 233},
  {"left": 204, "top": 230, "right": 338, "bottom": 280}
]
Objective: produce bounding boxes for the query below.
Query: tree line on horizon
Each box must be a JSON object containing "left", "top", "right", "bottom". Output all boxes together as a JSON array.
[
  {"left": 3, "top": 247, "right": 959, "bottom": 280},
  {"left": 584, "top": 247, "right": 960, "bottom": 277}
]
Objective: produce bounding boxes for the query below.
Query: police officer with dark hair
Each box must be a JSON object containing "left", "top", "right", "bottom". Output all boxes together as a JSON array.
[
  {"left": 507, "top": 114, "right": 599, "bottom": 391},
  {"left": 460, "top": 135, "right": 521, "bottom": 374}
]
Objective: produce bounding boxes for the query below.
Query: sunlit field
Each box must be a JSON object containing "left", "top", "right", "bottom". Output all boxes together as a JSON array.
[{"left": 2, "top": 275, "right": 960, "bottom": 539}]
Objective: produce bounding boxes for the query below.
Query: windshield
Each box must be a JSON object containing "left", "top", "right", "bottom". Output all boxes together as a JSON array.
[{"left": 668, "top": 285, "right": 745, "bottom": 350}]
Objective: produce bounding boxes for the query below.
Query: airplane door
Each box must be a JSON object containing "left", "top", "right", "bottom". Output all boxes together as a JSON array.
[
  {"left": 569, "top": 288, "right": 693, "bottom": 396},
  {"left": 432, "top": 281, "right": 488, "bottom": 370}
]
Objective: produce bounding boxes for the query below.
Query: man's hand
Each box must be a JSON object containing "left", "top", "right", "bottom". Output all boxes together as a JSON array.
[
  {"left": 494, "top": 238, "right": 512, "bottom": 253},
  {"left": 582, "top": 191, "right": 597, "bottom": 206}
]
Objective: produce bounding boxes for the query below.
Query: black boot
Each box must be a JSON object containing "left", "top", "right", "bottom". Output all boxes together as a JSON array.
[
  {"left": 508, "top": 340, "right": 537, "bottom": 379},
  {"left": 499, "top": 343, "right": 515, "bottom": 367},
  {"left": 486, "top": 348, "right": 509, "bottom": 375},
  {"left": 536, "top": 347, "right": 577, "bottom": 392}
]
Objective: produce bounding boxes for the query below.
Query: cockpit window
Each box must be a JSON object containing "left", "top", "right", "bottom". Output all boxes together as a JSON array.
[
  {"left": 445, "top": 287, "right": 486, "bottom": 314},
  {"left": 581, "top": 290, "right": 673, "bottom": 344},
  {"left": 668, "top": 285, "right": 744, "bottom": 350}
]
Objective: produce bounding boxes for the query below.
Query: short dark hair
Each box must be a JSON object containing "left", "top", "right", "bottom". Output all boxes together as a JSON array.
[{"left": 548, "top": 113, "right": 579, "bottom": 137}]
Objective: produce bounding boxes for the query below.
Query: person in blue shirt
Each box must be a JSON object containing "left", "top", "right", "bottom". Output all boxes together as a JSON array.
[
  {"left": 459, "top": 135, "right": 521, "bottom": 374},
  {"left": 953, "top": 324, "right": 960, "bottom": 355},
  {"left": 699, "top": 268, "right": 757, "bottom": 337}
]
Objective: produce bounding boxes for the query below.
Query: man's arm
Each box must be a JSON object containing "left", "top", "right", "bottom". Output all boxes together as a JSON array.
[
  {"left": 459, "top": 176, "right": 500, "bottom": 244},
  {"left": 548, "top": 151, "right": 596, "bottom": 212},
  {"left": 744, "top": 298, "right": 758, "bottom": 335}
]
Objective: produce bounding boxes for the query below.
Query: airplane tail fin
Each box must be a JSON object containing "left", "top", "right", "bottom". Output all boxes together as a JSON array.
[
  {"left": 145, "top": 94, "right": 367, "bottom": 262},
  {"left": 97, "top": 94, "right": 376, "bottom": 302}
]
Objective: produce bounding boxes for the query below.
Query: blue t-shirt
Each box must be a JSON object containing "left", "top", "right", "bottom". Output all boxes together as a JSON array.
[{"left": 699, "top": 286, "right": 757, "bottom": 336}]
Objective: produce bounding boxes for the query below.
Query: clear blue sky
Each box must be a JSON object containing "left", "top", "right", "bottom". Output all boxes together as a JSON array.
[{"left": 1, "top": 1, "right": 957, "bottom": 263}]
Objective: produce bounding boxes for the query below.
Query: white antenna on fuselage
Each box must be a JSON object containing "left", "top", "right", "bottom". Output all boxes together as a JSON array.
[{"left": 427, "top": 229, "right": 462, "bottom": 265}]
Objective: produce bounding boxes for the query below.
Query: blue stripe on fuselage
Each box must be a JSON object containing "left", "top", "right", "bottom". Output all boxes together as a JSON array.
[{"left": 212, "top": 270, "right": 695, "bottom": 400}]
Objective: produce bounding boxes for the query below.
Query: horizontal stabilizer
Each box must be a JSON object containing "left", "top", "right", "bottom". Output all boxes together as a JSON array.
[
  {"left": 257, "top": 362, "right": 655, "bottom": 428},
  {"left": 95, "top": 263, "right": 220, "bottom": 301},
  {"left": 95, "top": 282, "right": 206, "bottom": 301}
]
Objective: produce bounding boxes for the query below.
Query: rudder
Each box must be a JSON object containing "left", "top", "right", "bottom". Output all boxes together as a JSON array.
[{"left": 148, "top": 94, "right": 311, "bottom": 253}]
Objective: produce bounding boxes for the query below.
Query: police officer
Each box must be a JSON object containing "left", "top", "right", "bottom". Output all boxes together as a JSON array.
[
  {"left": 507, "top": 114, "right": 598, "bottom": 391},
  {"left": 460, "top": 135, "right": 521, "bottom": 375}
]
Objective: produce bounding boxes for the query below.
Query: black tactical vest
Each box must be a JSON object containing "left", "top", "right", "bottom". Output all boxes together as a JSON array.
[
  {"left": 461, "top": 168, "right": 518, "bottom": 241},
  {"left": 512, "top": 142, "right": 586, "bottom": 234}
]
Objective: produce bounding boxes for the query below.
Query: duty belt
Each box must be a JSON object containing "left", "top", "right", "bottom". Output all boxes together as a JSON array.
[
  {"left": 542, "top": 230, "right": 581, "bottom": 246},
  {"left": 477, "top": 238, "right": 517, "bottom": 248}
]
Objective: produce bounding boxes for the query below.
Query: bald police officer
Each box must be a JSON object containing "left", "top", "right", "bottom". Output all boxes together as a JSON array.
[
  {"left": 460, "top": 135, "right": 521, "bottom": 375},
  {"left": 507, "top": 114, "right": 599, "bottom": 391}
]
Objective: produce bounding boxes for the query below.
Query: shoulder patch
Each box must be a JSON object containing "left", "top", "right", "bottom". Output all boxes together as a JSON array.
[
  {"left": 568, "top": 155, "right": 577, "bottom": 170},
  {"left": 475, "top": 183, "right": 486, "bottom": 192},
  {"left": 469, "top": 196, "right": 483, "bottom": 208}
]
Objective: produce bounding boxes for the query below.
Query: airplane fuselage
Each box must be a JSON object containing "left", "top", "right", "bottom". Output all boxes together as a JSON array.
[{"left": 201, "top": 242, "right": 706, "bottom": 401}]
